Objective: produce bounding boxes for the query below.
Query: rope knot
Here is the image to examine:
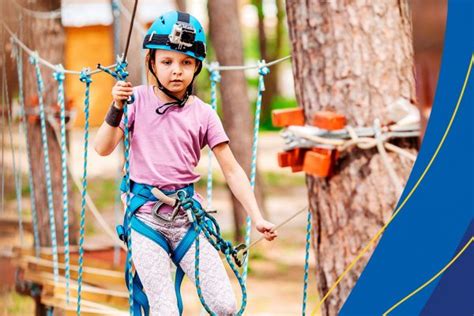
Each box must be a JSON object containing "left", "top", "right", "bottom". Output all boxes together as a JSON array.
[
  {"left": 10, "top": 39, "right": 18, "bottom": 60},
  {"left": 53, "top": 65, "right": 65, "bottom": 82},
  {"left": 79, "top": 69, "right": 92, "bottom": 84},
  {"left": 209, "top": 62, "right": 221, "bottom": 83},
  {"left": 218, "top": 240, "right": 232, "bottom": 253},
  {"left": 115, "top": 58, "right": 129, "bottom": 80},
  {"left": 257, "top": 60, "right": 270, "bottom": 77},
  {"left": 29, "top": 52, "right": 40, "bottom": 66}
]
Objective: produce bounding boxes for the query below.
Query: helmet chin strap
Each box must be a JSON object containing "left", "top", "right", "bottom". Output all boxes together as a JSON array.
[{"left": 149, "top": 60, "right": 201, "bottom": 115}]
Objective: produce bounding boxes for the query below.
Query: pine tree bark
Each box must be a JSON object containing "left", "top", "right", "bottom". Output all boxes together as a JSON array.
[
  {"left": 208, "top": 0, "right": 266, "bottom": 241},
  {"left": 20, "top": 0, "right": 76, "bottom": 249},
  {"left": 286, "top": 1, "right": 418, "bottom": 315},
  {"left": 10, "top": 1, "right": 77, "bottom": 314}
]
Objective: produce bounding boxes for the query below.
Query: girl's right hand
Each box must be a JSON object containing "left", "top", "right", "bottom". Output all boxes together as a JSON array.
[{"left": 112, "top": 81, "right": 133, "bottom": 109}]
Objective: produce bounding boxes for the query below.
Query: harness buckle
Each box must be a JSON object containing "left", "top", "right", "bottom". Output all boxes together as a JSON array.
[{"left": 151, "top": 189, "right": 189, "bottom": 223}]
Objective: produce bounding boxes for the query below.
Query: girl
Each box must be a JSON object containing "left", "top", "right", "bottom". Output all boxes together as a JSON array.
[{"left": 94, "top": 11, "right": 277, "bottom": 316}]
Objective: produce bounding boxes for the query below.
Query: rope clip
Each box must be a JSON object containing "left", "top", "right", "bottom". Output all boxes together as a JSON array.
[{"left": 232, "top": 243, "right": 248, "bottom": 268}]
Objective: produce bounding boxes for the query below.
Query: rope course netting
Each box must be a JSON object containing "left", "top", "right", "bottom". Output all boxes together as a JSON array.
[{"left": 0, "top": 2, "right": 422, "bottom": 315}]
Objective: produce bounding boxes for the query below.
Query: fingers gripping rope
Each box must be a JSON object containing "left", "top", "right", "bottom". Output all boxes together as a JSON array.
[
  {"left": 76, "top": 69, "right": 92, "bottom": 315},
  {"left": 243, "top": 60, "right": 270, "bottom": 282},
  {"left": 29, "top": 52, "right": 60, "bottom": 284},
  {"left": 53, "top": 65, "right": 72, "bottom": 304},
  {"left": 98, "top": 58, "right": 136, "bottom": 104}
]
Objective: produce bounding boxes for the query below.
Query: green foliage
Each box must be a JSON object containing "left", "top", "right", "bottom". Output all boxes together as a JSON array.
[
  {"left": 260, "top": 96, "right": 298, "bottom": 131},
  {"left": 1, "top": 291, "right": 34, "bottom": 315},
  {"left": 87, "top": 178, "right": 119, "bottom": 211},
  {"left": 263, "top": 170, "right": 305, "bottom": 187}
]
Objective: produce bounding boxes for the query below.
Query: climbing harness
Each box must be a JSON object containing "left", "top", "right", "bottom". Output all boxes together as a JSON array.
[
  {"left": 5, "top": 11, "right": 317, "bottom": 314},
  {"left": 115, "top": 178, "right": 247, "bottom": 315}
]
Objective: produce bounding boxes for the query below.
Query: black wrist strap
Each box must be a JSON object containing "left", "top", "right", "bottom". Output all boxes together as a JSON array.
[{"left": 105, "top": 102, "right": 124, "bottom": 127}]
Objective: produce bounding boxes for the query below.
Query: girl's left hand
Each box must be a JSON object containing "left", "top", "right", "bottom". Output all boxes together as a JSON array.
[{"left": 255, "top": 219, "right": 278, "bottom": 241}]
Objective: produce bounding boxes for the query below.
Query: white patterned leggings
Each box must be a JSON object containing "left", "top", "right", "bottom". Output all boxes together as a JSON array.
[{"left": 131, "top": 212, "right": 238, "bottom": 316}]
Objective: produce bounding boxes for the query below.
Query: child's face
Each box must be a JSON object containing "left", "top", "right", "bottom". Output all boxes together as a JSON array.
[{"left": 153, "top": 50, "right": 198, "bottom": 95}]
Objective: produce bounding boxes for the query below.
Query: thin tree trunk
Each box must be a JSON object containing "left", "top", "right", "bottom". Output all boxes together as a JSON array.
[
  {"left": 259, "top": 0, "right": 285, "bottom": 128},
  {"left": 174, "top": 0, "right": 187, "bottom": 12},
  {"left": 286, "top": 1, "right": 418, "bottom": 315},
  {"left": 208, "top": 0, "right": 265, "bottom": 242}
]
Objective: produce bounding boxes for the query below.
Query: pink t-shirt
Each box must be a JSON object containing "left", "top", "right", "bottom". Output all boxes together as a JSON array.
[{"left": 119, "top": 85, "right": 229, "bottom": 214}]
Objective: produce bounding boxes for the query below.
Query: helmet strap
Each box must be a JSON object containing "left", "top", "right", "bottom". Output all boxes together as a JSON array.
[{"left": 148, "top": 56, "right": 201, "bottom": 115}]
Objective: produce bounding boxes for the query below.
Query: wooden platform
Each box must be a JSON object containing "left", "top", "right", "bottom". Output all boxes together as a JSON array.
[{"left": 14, "top": 246, "right": 130, "bottom": 315}]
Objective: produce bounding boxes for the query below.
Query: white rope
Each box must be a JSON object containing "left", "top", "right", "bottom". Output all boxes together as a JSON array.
[
  {"left": 2, "top": 22, "right": 116, "bottom": 76},
  {"left": 3, "top": 20, "right": 292, "bottom": 78},
  {"left": 203, "top": 55, "right": 292, "bottom": 71},
  {"left": 12, "top": 1, "right": 61, "bottom": 20},
  {"left": 283, "top": 123, "right": 418, "bottom": 163},
  {"left": 373, "top": 119, "right": 403, "bottom": 195},
  {"left": 281, "top": 116, "right": 417, "bottom": 194}
]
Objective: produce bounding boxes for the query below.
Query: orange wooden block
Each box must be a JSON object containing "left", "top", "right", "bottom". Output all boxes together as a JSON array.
[
  {"left": 313, "top": 111, "right": 346, "bottom": 130},
  {"left": 277, "top": 151, "right": 292, "bottom": 168},
  {"left": 291, "top": 148, "right": 306, "bottom": 166},
  {"left": 290, "top": 148, "right": 307, "bottom": 173},
  {"left": 272, "top": 108, "right": 305, "bottom": 127},
  {"left": 291, "top": 165, "right": 304, "bottom": 172},
  {"left": 303, "top": 150, "right": 332, "bottom": 177}
]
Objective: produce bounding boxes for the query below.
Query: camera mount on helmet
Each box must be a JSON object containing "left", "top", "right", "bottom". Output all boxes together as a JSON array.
[{"left": 168, "top": 21, "right": 196, "bottom": 51}]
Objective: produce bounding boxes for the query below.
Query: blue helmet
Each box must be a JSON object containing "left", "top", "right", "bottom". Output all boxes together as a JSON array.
[{"left": 143, "top": 11, "right": 206, "bottom": 62}]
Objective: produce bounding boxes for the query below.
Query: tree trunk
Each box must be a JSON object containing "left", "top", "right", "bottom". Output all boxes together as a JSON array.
[
  {"left": 286, "top": 1, "right": 418, "bottom": 315},
  {"left": 20, "top": 0, "right": 75, "bottom": 249},
  {"left": 208, "top": 0, "right": 265, "bottom": 242},
  {"left": 259, "top": 0, "right": 286, "bottom": 129},
  {"left": 9, "top": 0, "right": 76, "bottom": 314},
  {"left": 174, "top": 0, "right": 187, "bottom": 12}
]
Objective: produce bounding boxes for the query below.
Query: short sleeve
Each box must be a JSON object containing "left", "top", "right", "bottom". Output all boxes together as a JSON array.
[{"left": 205, "top": 109, "right": 230, "bottom": 149}]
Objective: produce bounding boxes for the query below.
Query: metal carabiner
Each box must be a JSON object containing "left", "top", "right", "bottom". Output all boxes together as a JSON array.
[{"left": 150, "top": 188, "right": 188, "bottom": 223}]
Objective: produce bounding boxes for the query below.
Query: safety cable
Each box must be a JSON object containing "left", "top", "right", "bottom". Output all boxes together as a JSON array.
[{"left": 11, "top": 0, "right": 61, "bottom": 20}]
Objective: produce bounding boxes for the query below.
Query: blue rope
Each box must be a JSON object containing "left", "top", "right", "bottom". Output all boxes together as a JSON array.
[
  {"left": 76, "top": 69, "right": 92, "bottom": 315},
  {"left": 184, "top": 200, "right": 247, "bottom": 315},
  {"left": 206, "top": 64, "right": 221, "bottom": 209},
  {"left": 14, "top": 43, "right": 40, "bottom": 257},
  {"left": 99, "top": 57, "right": 134, "bottom": 315},
  {"left": 243, "top": 60, "right": 270, "bottom": 281},
  {"left": 302, "top": 210, "right": 312, "bottom": 315},
  {"left": 29, "top": 53, "right": 60, "bottom": 283},
  {"left": 53, "top": 65, "right": 71, "bottom": 304}
]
